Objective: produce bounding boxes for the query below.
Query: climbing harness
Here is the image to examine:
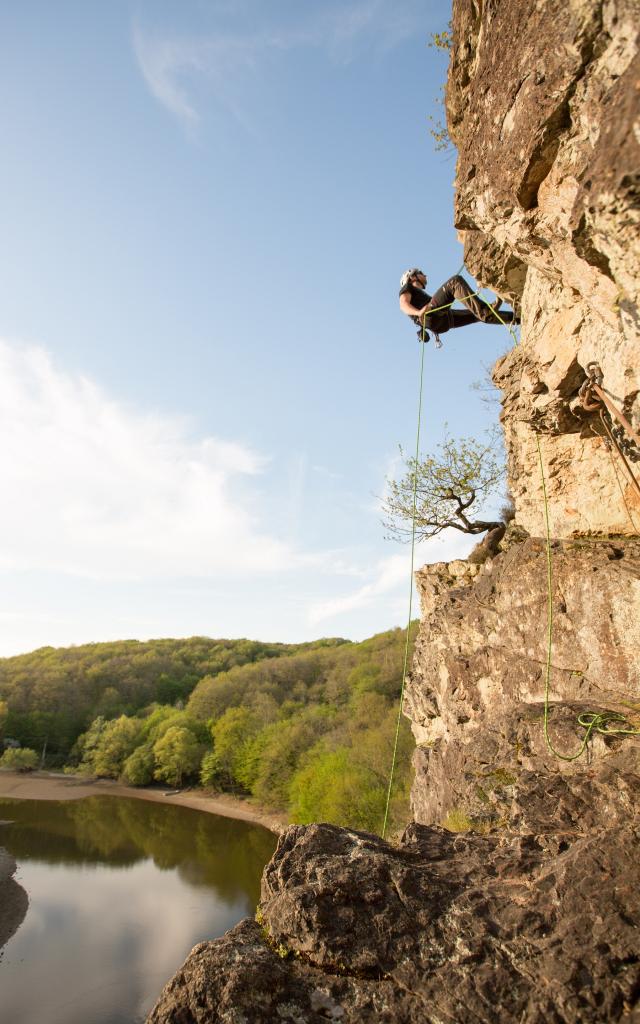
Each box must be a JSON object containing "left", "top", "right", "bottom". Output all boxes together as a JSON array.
[{"left": 414, "top": 287, "right": 507, "bottom": 349}]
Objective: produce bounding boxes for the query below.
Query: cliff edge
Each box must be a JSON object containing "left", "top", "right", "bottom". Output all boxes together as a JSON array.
[{"left": 147, "top": 2, "right": 640, "bottom": 1021}]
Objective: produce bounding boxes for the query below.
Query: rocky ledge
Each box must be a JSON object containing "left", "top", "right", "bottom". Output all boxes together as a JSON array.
[
  {"left": 148, "top": 820, "right": 639, "bottom": 1023},
  {"left": 407, "top": 532, "right": 640, "bottom": 833}
]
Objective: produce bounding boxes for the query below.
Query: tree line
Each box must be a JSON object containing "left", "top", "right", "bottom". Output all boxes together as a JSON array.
[{"left": 0, "top": 629, "right": 415, "bottom": 835}]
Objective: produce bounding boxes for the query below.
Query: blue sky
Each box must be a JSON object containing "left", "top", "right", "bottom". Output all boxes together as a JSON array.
[{"left": 0, "top": 1, "right": 514, "bottom": 656}]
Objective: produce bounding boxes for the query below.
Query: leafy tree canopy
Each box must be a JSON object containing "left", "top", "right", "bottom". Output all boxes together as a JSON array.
[{"left": 383, "top": 431, "right": 505, "bottom": 541}]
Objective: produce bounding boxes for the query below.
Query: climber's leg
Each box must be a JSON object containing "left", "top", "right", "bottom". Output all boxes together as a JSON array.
[
  {"left": 428, "top": 275, "right": 489, "bottom": 321},
  {"left": 454, "top": 308, "right": 519, "bottom": 325},
  {"left": 448, "top": 310, "right": 478, "bottom": 329}
]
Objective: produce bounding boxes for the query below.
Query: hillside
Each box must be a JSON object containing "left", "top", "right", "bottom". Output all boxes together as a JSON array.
[
  {"left": 1, "top": 629, "right": 416, "bottom": 834},
  {"left": 0, "top": 635, "right": 346, "bottom": 763}
]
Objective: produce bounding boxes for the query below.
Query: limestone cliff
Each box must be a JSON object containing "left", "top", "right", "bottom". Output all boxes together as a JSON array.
[
  {"left": 147, "top": 2, "right": 640, "bottom": 1021},
  {"left": 448, "top": 0, "right": 640, "bottom": 537}
]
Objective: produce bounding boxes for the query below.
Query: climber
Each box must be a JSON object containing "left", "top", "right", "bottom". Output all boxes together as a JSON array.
[{"left": 399, "top": 269, "right": 518, "bottom": 343}]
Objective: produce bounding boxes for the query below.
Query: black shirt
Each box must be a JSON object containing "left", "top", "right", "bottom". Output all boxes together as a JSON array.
[{"left": 399, "top": 283, "right": 432, "bottom": 325}]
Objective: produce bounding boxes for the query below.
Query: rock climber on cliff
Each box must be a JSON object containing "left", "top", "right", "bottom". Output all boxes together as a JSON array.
[{"left": 399, "top": 269, "right": 518, "bottom": 345}]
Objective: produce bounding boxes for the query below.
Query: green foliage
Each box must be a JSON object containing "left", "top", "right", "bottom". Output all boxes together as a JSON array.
[
  {"left": 427, "top": 23, "right": 453, "bottom": 152},
  {"left": 250, "top": 706, "right": 336, "bottom": 808},
  {"left": 121, "top": 742, "right": 155, "bottom": 786},
  {"left": 428, "top": 24, "right": 453, "bottom": 51},
  {"left": 153, "top": 726, "right": 205, "bottom": 787},
  {"left": 442, "top": 807, "right": 492, "bottom": 834},
  {"left": 427, "top": 114, "right": 451, "bottom": 153},
  {"left": 383, "top": 431, "right": 505, "bottom": 541},
  {"left": 192, "top": 627, "right": 417, "bottom": 834},
  {"left": 288, "top": 702, "right": 414, "bottom": 833},
  {"left": 92, "top": 716, "right": 143, "bottom": 778},
  {"left": 1, "top": 626, "right": 418, "bottom": 834},
  {"left": 0, "top": 635, "right": 341, "bottom": 764},
  {"left": 0, "top": 747, "right": 39, "bottom": 771},
  {"left": 199, "top": 751, "right": 219, "bottom": 788}
]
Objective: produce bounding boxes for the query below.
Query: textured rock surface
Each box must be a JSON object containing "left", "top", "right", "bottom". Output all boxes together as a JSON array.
[
  {"left": 149, "top": 822, "right": 640, "bottom": 1023},
  {"left": 448, "top": 0, "right": 640, "bottom": 537},
  {"left": 407, "top": 532, "right": 640, "bottom": 831}
]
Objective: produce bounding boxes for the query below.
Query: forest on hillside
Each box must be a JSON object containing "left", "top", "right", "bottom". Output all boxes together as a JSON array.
[
  {"left": 0, "top": 636, "right": 341, "bottom": 761},
  {"left": 0, "top": 629, "right": 416, "bottom": 834}
]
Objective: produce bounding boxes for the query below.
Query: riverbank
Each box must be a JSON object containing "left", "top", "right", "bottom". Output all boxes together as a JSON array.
[{"left": 0, "top": 772, "right": 287, "bottom": 835}]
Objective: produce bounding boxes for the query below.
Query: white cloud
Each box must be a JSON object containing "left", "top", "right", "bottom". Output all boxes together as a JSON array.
[
  {"left": 132, "top": 24, "right": 262, "bottom": 134},
  {"left": 0, "top": 340, "right": 295, "bottom": 580},
  {"left": 308, "top": 530, "right": 475, "bottom": 625},
  {"left": 132, "top": 1, "right": 423, "bottom": 128}
]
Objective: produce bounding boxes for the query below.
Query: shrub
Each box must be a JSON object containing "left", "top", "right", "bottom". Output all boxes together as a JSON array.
[{"left": 0, "top": 747, "right": 39, "bottom": 772}]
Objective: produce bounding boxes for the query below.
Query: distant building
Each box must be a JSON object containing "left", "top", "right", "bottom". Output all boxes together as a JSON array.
[{"left": 2, "top": 738, "right": 21, "bottom": 750}]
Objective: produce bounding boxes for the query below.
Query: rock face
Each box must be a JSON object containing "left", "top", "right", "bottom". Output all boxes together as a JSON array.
[
  {"left": 407, "top": 533, "right": 640, "bottom": 832},
  {"left": 448, "top": 0, "right": 640, "bottom": 537},
  {"left": 149, "top": 822, "right": 640, "bottom": 1023},
  {"left": 147, "top": 2, "right": 640, "bottom": 1021}
]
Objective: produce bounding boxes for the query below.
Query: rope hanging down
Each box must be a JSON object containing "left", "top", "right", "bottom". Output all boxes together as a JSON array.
[
  {"left": 381, "top": 316, "right": 427, "bottom": 840},
  {"left": 382, "top": 284, "right": 515, "bottom": 838}
]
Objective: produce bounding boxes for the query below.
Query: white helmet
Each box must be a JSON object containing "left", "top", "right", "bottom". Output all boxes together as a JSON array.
[{"left": 400, "top": 268, "right": 426, "bottom": 289}]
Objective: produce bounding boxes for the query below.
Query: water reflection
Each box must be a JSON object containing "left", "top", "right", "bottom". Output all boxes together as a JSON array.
[{"left": 0, "top": 797, "right": 277, "bottom": 1024}]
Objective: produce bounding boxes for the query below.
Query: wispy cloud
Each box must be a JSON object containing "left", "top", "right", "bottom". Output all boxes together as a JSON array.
[
  {"left": 0, "top": 340, "right": 296, "bottom": 580},
  {"left": 132, "top": 1, "right": 423, "bottom": 129},
  {"left": 307, "top": 530, "right": 475, "bottom": 625}
]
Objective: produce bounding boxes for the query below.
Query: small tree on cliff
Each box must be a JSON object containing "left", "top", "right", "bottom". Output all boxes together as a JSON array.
[{"left": 383, "top": 431, "right": 504, "bottom": 541}]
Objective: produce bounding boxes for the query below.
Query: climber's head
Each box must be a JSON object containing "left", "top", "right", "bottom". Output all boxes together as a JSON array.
[{"left": 400, "top": 268, "right": 427, "bottom": 290}]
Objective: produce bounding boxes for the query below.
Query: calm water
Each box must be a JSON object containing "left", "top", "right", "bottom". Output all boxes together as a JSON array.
[{"left": 0, "top": 796, "right": 277, "bottom": 1024}]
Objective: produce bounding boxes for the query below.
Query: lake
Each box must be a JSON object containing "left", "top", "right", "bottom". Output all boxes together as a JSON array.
[{"left": 0, "top": 795, "right": 277, "bottom": 1024}]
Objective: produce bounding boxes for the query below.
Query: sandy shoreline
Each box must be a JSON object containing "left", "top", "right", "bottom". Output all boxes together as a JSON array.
[{"left": 0, "top": 771, "right": 287, "bottom": 835}]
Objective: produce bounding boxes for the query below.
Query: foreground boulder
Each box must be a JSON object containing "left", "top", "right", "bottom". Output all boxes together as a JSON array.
[{"left": 148, "top": 821, "right": 639, "bottom": 1023}]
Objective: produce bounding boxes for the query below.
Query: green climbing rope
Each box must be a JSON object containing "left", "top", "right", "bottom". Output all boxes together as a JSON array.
[
  {"left": 381, "top": 316, "right": 427, "bottom": 840},
  {"left": 381, "top": 283, "right": 518, "bottom": 838}
]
